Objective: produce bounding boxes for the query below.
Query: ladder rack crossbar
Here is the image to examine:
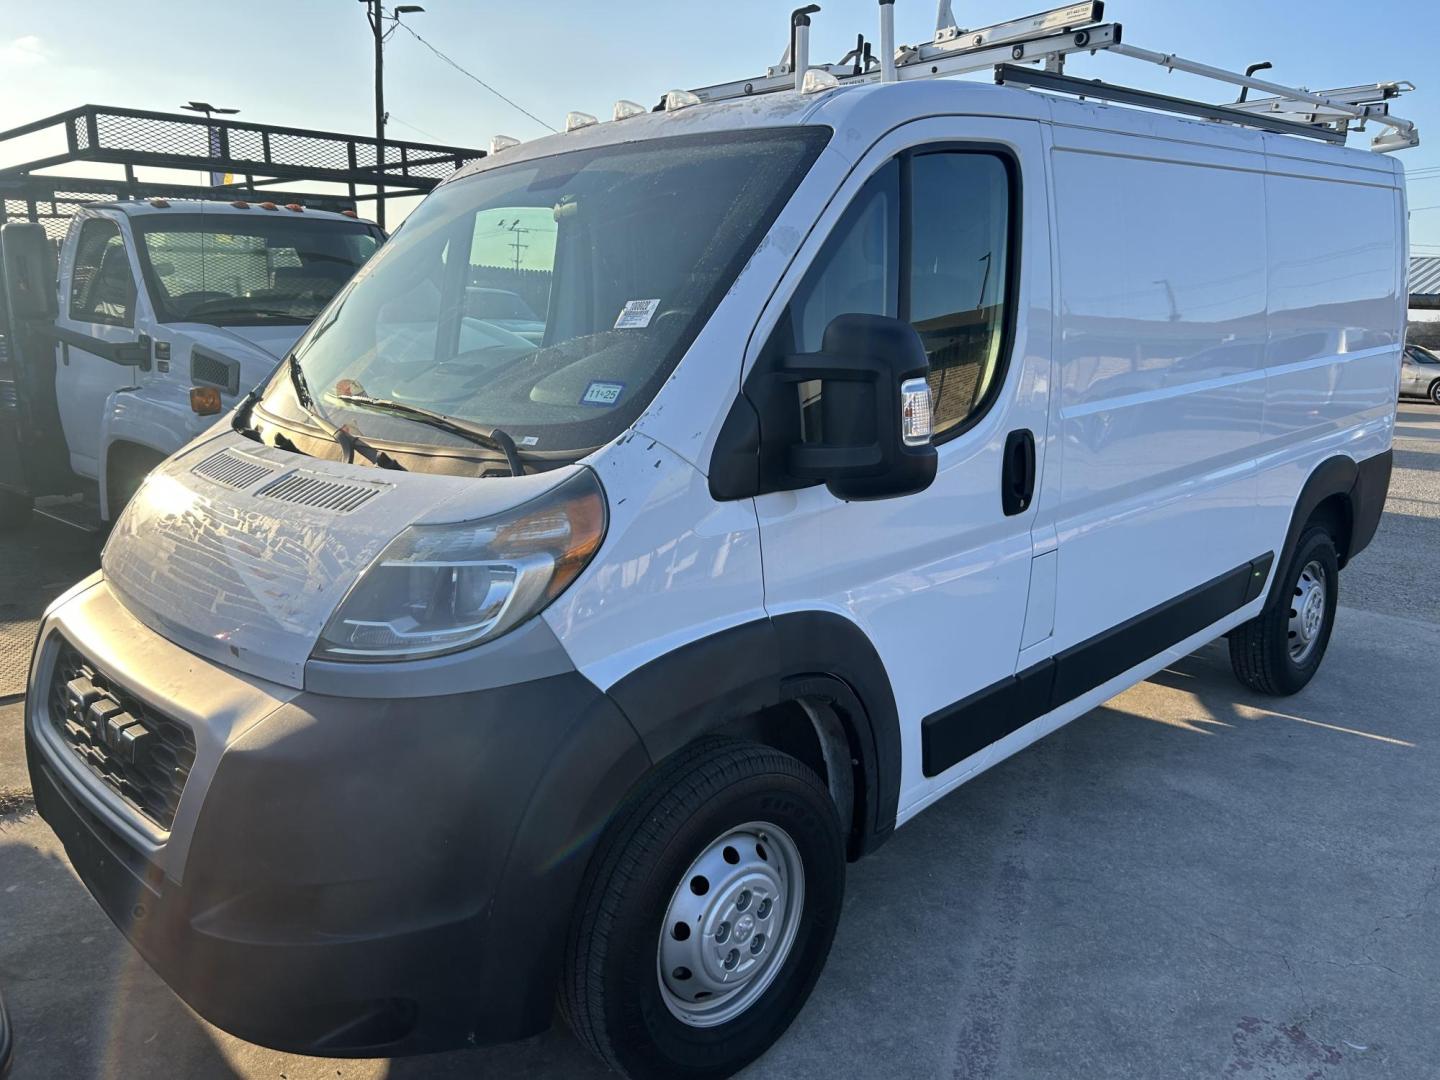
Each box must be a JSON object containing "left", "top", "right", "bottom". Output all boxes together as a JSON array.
[
  {"left": 681, "top": 2, "right": 1419, "bottom": 154},
  {"left": 995, "top": 65, "right": 1346, "bottom": 144},
  {"left": 691, "top": 22, "right": 1121, "bottom": 103}
]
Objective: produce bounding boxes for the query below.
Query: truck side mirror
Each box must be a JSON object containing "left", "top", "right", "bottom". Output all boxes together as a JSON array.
[
  {"left": 781, "top": 313, "right": 938, "bottom": 501},
  {"left": 0, "top": 223, "right": 58, "bottom": 323}
]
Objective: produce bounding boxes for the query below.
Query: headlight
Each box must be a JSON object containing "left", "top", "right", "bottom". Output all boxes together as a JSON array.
[{"left": 315, "top": 469, "right": 606, "bottom": 661}]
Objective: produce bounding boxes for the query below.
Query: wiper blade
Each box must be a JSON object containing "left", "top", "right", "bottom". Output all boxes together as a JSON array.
[
  {"left": 194, "top": 305, "right": 311, "bottom": 321},
  {"left": 334, "top": 391, "right": 524, "bottom": 476},
  {"left": 286, "top": 357, "right": 403, "bottom": 470}
]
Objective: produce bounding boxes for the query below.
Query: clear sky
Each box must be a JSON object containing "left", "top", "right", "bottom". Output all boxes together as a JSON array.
[{"left": 2, "top": 0, "right": 1438, "bottom": 250}]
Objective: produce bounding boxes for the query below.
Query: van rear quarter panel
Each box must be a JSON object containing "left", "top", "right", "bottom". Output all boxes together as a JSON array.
[
  {"left": 1254, "top": 140, "right": 1403, "bottom": 544},
  {"left": 1048, "top": 126, "right": 1269, "bottom": 648}
]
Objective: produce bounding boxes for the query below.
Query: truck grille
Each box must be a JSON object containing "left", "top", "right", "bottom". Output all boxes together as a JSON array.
[{"left": 46, "top": 640, "right": 196, "bottom": 830}]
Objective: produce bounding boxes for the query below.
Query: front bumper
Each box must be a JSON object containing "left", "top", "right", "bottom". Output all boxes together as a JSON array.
[{"left": 26, "top": 579, "right": 649, "bottom": 1055}]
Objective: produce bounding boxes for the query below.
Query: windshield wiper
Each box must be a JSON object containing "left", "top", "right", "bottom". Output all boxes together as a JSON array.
[
  {"left": 287, "top": 356, "right": 403, "bottom": 470},
  {"left": 192, "top": 305, "right": 312, "bottom": 323},
  {"left": 333, "top": 391, "right": 524, "bottom": 476}
]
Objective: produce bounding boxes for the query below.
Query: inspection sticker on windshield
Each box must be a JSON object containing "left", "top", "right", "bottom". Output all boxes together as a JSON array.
[
  {"left": 614, "top": 298, "right": 661, "bottom": 329},
  {"left": 581, "top": 381, "right": 626, "bottom": 407}
]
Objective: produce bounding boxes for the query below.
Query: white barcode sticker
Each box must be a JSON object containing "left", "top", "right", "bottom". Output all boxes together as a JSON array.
[{"left": 614, "top": 298, "right": 661, "bottom": 329}]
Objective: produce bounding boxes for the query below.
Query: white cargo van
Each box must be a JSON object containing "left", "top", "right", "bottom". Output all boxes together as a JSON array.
[{"left": 23, "top": 6, "right": 1412, "bottom": 1077}]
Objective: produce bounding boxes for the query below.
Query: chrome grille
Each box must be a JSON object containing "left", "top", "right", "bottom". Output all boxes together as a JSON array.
[{"left": 46, "top": 639, "right": 196, "bottom": 829}]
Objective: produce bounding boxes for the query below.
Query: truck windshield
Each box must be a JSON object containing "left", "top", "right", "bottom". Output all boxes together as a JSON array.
[
  {"left": 262, "top": 127, "right": 829, "bottom": 458},
  {"left": 131, "top": 213, "right": 384, "bottom": 326}
]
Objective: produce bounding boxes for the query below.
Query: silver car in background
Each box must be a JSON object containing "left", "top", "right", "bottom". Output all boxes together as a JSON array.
[{"left": 1402, "top": 344, "right": 1440, "bottom": 404}]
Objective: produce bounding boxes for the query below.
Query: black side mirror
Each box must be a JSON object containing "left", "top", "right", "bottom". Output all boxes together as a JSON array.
[
  {"left": 710, "top": 313, "right": 939, "bottom": 502},
  {"left": 780, "top": 313, "right": 937, "bottom": 501}
]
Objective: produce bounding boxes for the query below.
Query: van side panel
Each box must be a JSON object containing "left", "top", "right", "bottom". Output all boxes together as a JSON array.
[
  {"left": 1252, "top": 158, "right": 1402, "bottom": 561},
  {"left": 1048, "top": 130, "right": 1270, "bottom": 651},
  {"left": 1262, "top": 168, "right": 1401, "bottom": 443}
]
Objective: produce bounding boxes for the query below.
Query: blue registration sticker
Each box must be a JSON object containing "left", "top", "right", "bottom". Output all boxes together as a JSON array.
[{"left": 581, "top": 380, "right": 625, "bottom": 406}]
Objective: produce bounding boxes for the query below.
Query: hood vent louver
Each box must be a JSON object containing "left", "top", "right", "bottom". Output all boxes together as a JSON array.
[
  {"left": 192, "top": 448, "right": 279, "bottom": 490},
  {"left": 255, "top": 471, "right": 388, "bottom": 514}
]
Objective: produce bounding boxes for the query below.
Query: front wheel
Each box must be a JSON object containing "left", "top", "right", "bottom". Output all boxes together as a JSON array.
[
  {"left": 0, "top": 489, "right": 33, "bottom": 533},
  {"left": 561, "top": 737, "right": 845, "bottom": 1080},
  {"left": 1430, "top": 380, "right": 1440, "bottom": 406},
  {"left": 1229, "top": 524, "right": 1339, "bottom": 695}
]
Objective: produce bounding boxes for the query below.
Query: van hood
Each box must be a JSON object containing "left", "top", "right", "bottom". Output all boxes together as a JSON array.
[{"left": 101, "top": 429, "right": 578, "bottom": 689}]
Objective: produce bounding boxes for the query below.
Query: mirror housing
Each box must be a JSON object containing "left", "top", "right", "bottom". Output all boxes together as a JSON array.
[
  {"left": 709, "top": 313, "right": 939, "bottom": 502},
  {"left": 780, "top": 313, "right": 937, "bottom": 501}
]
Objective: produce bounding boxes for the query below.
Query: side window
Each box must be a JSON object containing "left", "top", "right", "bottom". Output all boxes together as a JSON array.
[
  {"left": 909, "top": 152, "right": 1013, "bottom": 437},
  {"left": 773, "top": 148, "right": 1015, "bottom": 444},
  {"left": 69, "top": 219, "right": 136, "bottom": 327},
  {"left": 789, "top": 159, "right": 901, "bottom": 352}
]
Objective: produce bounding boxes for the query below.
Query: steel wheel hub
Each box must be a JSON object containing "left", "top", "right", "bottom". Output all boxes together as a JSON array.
[
  {"left": 657, "top": 821, "right": 805, "bottom": 1029},
  {"left": 1288, "top": 559, "right": 1327, "bottom": 663}
]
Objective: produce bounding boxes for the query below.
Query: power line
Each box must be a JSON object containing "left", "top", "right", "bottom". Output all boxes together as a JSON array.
[
  {"left": 394, "top": 21, "right": 556, "bottom": 134},
  {"left": 387, "top": 112, "right": 443, "bottom": 142}
]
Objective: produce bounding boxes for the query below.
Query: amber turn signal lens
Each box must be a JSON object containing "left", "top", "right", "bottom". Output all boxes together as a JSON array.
[{"left": 189, "top": 386, "right": 222, "bottom": 416}]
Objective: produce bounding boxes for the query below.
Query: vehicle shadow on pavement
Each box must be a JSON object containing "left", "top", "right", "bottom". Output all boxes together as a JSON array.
[
  {"left": 0, "top": 810, "right": 611, "bottom": 1080},
  {"left": 0, "top": 817, "right": 242, "bottom": 1080}
]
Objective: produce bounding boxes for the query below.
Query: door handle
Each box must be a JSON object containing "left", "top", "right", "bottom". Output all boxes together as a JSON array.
[{"left": 1001, "top": 428, "right": 1036, "bottom": 516}]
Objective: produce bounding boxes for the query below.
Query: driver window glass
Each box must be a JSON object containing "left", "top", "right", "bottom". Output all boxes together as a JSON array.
[
  {"left": 771, "top": 148, "right": 1016, "bottom": 445},
  {"left": 910, "top": 152, "right": 1012, "bottom": 436},
  {"left": 69, "top": 219, "right": 135, "bottom": 327},
  {"left": 784, "top": 160, "right": 900, "bottom": 443}
]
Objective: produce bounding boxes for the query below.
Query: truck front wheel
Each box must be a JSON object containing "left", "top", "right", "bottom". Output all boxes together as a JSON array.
[
  {"left": 0, "top": 489, "right": 32, "bottom": 533},
  {"left": 105, "top": 445, "right": 167, "bottom": 523},
  {"left": 561, "top": 737, "right": 845, "bottom": 1080}
]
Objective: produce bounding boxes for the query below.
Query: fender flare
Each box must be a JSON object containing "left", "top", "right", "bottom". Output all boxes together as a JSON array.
[
  {"left": 606, "top": 611, "right": 902, "bottom": 856},
  {"left": 1266, "top": 450, "right": 1391, "bottom": 610}
]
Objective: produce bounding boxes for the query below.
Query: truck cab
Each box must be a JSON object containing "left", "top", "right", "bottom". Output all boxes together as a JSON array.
[{"left": 1, "top": 199, "right": 383, "bottom": 528}]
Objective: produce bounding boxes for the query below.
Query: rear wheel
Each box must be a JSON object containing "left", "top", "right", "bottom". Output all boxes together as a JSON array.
[
  {"left": 561, "top": 737, "right": 845, "bottom": 1080},
  {"left": 1430, "top": 380, "right": 1440, "bottom": 406},
  {"left": 1229, "top": 524, "right": 1339, "bottom": 695}
]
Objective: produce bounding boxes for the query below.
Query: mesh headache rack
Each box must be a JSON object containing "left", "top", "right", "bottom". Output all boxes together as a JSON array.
[
  {"left": 676, "top": 2, "right": 1419, "bottom": 154},
  {"left": 0, "top": 103, "right": 486, "bottom": 239}
]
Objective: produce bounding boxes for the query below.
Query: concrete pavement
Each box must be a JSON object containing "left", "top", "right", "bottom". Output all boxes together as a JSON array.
[{"left": 1, "top": 403, "right": 1437, "bottom": 1080}]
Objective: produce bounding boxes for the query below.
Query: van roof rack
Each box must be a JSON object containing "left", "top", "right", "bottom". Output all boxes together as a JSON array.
[{"left": 684, "top": 2, "right": 1419, "bottom": 153}]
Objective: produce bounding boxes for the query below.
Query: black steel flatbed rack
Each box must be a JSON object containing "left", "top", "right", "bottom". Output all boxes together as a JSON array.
[{"left": 0, "top": 103, "right": 485, "bottom": 239}]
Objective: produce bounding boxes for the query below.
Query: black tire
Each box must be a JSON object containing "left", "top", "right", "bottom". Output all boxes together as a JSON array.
[
  {"left": 105, "top": 447, "right": 166, "bottom": 523},
  {"left": 1430, "top": 379, "right": 1440, "bottom": 406},
  {"left": 1229, "top": 524, "right": 1339, "bottom": 695},
  {"left": 560, "top": 737, "right": 845, "bottom": 1080},
  {"left": 0, "top": 489, "right": 33, "bottom": 533}
]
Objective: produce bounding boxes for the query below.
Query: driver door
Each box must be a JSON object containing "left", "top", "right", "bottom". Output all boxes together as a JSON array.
[
  {"left": 750, "top": 118, "right": 1054, "bottom": 818},
  {"left": 55, "top": 215, "right": 145, "bottom": 478}
]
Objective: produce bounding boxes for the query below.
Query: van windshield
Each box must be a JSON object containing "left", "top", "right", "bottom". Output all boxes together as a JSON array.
[
  {"left": 132, "top": 213, "right": 385, "bottom": 326},
  {"left": 262, "top": 127, "right": 829, "bottom": 458}
]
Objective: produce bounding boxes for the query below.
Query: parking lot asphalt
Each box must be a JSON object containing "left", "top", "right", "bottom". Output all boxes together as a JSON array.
[{"left": 1, "top": 403, "right": 1437, "bottom": 1080}]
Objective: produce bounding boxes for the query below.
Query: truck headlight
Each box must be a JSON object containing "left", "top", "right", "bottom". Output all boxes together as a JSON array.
[{"left": 315, "top": 469, "right": 605, "bottom": 661}]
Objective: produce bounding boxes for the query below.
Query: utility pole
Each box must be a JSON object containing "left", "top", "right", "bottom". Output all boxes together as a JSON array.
[
  {"left": 362, "top": 1, "right": 424, "bottom": 228},
  {"left": 506, "top": 220, "right": 531, "bottom": 273}
]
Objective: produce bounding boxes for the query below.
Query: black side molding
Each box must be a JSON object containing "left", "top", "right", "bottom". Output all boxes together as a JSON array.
[{"left": 921, "top": 552, "right": 1274, "bottom": 778}]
